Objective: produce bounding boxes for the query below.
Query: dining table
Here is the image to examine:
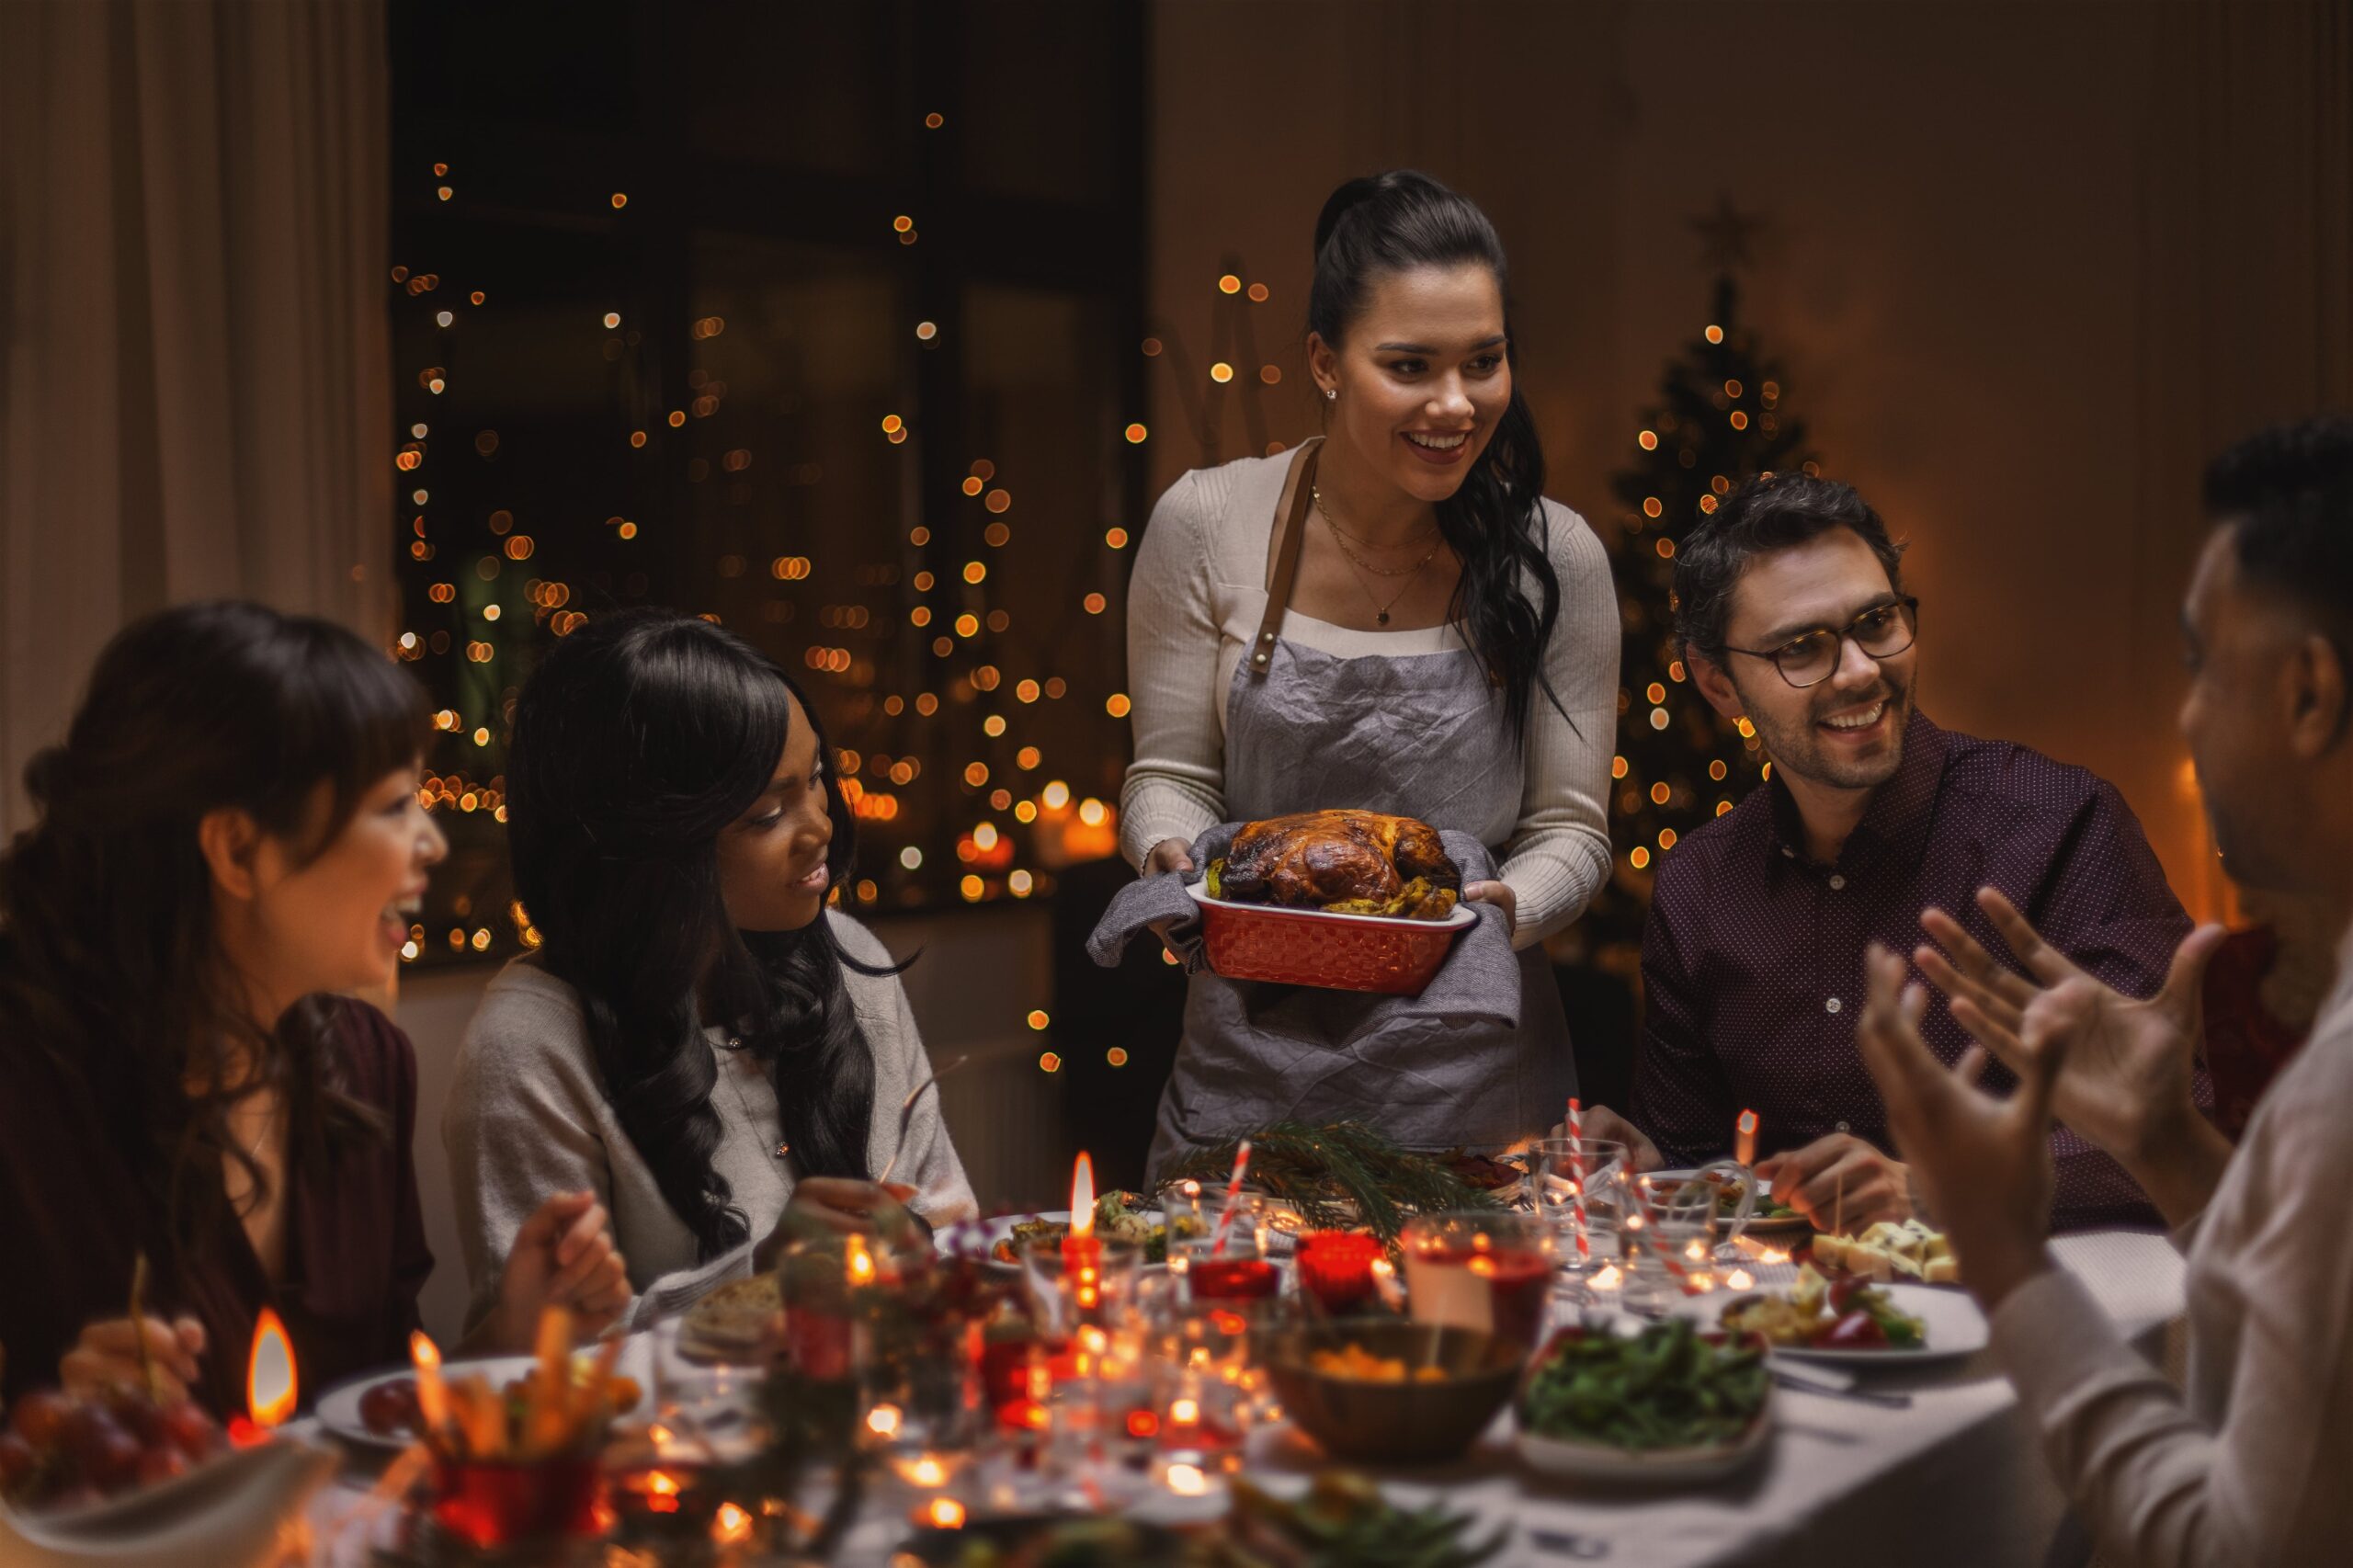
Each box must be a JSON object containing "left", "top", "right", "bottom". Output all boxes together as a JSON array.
[{"left": 291, "top": 1228, "right": 2184, "bottom": 1566}]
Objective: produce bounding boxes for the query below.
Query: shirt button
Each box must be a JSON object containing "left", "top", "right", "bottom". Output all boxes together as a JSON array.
[
  {"left": 1828, "top": 874, "right": 1847, "bottom": 890},
  {"left": 1825, "top": 997, "right": 1844, "bottom": 1014}
]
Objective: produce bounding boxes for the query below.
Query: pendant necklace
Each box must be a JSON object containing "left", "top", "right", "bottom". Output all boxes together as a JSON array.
[{"left": 1313, "top": 485, "right": 1439, "bottom": 625}]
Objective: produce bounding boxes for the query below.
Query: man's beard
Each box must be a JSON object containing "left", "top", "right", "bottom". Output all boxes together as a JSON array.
[{"left": 1737, "top": 672, "right": 1916, "bottom": 793}]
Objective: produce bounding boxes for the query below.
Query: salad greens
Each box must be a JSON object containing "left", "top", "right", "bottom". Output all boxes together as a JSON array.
[{"left": 1517, "top": 1321, "right": 1769, "bottom": 1452}]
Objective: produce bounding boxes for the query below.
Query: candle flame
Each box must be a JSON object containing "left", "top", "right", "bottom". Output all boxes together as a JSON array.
[
  {"left": 711, "top": 1502, "right": 754, "bottom": 1545},
  {"left": 1165, "top": 1461, "right": 1210, "bottom": 1497},
  {"left": 1758, "top": 1247, "right": 1790, "bottom": 1266},
  {"left": 866, "top": 1403, "right": 903, "bottom": 1438},
  {"left": 247, "top": 1307, "right": 297, "bottom": 1427},
  {"left": 1068, "top": 1151, "right": 1097, "bottom": 1236},
  {"left": 925, "top": 1497, "right": 966, "bottom": 1529},
  {"left": 846, "top": 1233, "right": 877, "bottom": 1287},
  {"left": 1727, "top": 1268, "right": 1756, "bottom": 1290},
  {"left": 644, "top": 1471, "right": 683, "bottom": 1514},
  {"left": 1591, "top": 1262, "right": 1623, "bottom": 1290},
  {"left": 900, "top": 1454, "right": 949, "bottom": 1488}
]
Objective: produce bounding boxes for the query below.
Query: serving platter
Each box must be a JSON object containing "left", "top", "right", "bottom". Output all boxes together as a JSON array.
[
  {"left": 1679, "top": 1282, "right": 1989, "bottom": 1368},
  {"left": 1516, "top": 1407, "right": 1774, "bottom": 1484}
]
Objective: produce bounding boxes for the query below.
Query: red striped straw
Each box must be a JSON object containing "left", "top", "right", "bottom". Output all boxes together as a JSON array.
[
  {"left": 1208, "top": 1139, "right": 1254, "bottom": 1258},
  {"left": 1631, "top": 1178, "right": 1695, "bottom": 1292},
  {"left": 1564, "top": 1098, "right": 1590, "bottom": 1262}
]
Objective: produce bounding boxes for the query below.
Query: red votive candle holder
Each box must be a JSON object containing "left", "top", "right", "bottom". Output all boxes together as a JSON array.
[
  {"left": 1296, "top": 1232, "right": 1384, "bottom": 1314},
  {"left": 430, "top": 1456, "right": 608, "bottom": 1551}
]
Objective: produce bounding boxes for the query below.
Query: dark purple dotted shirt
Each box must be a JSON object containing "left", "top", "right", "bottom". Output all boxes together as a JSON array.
[{"left": 1631, "top": 711, "right": 2200, "bottom": 1232}]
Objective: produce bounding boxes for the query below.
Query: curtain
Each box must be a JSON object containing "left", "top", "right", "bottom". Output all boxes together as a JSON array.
[{"left": 0, "top": 0, "right": 390, "bottom": 833}]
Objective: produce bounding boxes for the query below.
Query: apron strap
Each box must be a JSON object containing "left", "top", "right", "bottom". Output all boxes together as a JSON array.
[{"left": 1249, "top": 438, "right": 1322, "bottom": 678}]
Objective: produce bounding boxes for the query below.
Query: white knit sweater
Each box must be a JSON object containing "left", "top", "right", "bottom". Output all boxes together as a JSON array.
[
  {"left": 1118, "top": 450, "right": 1619, "bottom": 948},
  {"left": 442, "top": 912, "right": 977, "bottom": 1331}
]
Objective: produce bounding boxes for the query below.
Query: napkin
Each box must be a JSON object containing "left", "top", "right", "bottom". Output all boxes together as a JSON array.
[{"left": 1086, "top": 822, "right": 1521, "bottom": 1028}]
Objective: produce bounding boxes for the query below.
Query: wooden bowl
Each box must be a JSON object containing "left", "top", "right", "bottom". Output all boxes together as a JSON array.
[{"left": 1262, "top": 1319, "right": 1524, "bottom": 1465}]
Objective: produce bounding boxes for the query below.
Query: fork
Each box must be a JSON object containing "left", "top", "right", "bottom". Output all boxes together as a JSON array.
[{"left": 875, "top": 1052, "right": 972, "bottom": 1186}]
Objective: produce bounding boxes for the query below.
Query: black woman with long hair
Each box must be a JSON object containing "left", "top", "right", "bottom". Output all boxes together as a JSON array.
[
  {"left": 447, "top": 609, "right": 975, "bottom": 1331},
  {"left": 1122, "top": 171, "right": 1618, "bottom": 1176},
  {"left": 0, "top": 602, "right": 628, "bottom": 1415}
]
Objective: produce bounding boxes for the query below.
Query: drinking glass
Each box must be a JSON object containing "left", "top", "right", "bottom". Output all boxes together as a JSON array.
[
  {"left": 1530, "top": 1138, "right": 1628, "bottom": 1291},
  {"left": 1398, "top": 1210, "right": 1556, "bottom": 1349}
]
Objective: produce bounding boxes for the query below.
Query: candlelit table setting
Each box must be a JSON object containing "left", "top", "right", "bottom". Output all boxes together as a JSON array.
[{"left": 7, "top": 1119, "right": 2184, "bottom": 1568}]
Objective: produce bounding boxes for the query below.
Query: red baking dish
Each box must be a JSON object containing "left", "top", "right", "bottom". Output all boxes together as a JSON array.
[{"left": 1185, "top": 881, "right": 1475, "bottom": 995}]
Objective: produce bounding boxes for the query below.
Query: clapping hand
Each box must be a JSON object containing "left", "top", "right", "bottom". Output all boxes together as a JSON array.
[
  {"left": 1853, "top": 943, "right": 2058, "bottom": 1312},
  {"left": 1914, "top": 888, "right": 2233, "bottom": 1224}
]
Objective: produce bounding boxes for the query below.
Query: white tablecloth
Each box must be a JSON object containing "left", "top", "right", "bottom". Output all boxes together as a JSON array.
[
  {"left": 1229, "top": 1231, "right": 2186, "bottom": 1568},
  {"left": 302, "top": 1231, "right": 2186, "bottom": 1567}
]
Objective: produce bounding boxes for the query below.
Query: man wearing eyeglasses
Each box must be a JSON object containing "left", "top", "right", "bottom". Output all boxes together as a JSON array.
[{"left": 1569, "top": 473, "right": 2197, "bottom": 1232}]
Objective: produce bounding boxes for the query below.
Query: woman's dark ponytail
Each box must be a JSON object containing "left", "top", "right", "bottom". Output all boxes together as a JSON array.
[{"left": 1308, "top": 170, "right": 1564, "bottom": 743}]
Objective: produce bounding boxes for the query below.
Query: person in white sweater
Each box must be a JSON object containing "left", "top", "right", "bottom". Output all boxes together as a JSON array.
[
  {"left": 1858, "top": 416, "right": 2353, "bottom": 1567},
  {"left": 1121, "top": 171, "right": 1618, "bottom": 1172},
  {"left": 446, "top": 610, "right": 975, "bottom": 1333}
]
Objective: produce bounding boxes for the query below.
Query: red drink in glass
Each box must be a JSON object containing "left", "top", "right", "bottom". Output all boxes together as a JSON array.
[
  {"left": 1415, "top": 1244, "right": 1552, "bottom": 1347},
  {"left": 1400, "top": 1212, "right": 1558, "bottom": 1350},
  {"left": 1188, "top": 1256, "right": 1279, "bottom": 1301}
]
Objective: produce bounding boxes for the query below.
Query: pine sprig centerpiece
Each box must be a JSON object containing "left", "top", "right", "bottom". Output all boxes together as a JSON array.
[{"left": 1160, "top": 1120, "right": 1504, "bottom": 1241}]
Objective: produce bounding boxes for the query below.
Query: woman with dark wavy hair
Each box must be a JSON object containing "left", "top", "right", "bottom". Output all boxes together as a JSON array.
[
  {"left": 1122, "top": 171, "right": 1617, "bottom": 1172},
  {"left": 0, "top": 602, "right": 626, "bottom": 1415},
  {"left": 448, "top": 608, "right": 975, "bottom": 1330}
]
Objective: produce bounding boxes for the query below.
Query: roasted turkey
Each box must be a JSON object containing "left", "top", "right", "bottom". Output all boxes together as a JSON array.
[{"left": 1211, "top": 809, "right": 1461, "bottom": 920}]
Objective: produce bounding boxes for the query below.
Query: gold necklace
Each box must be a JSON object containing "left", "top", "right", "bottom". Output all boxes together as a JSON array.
[
  {"left": 1324, "top": 517, "right": 1438, "bottom": 625},
  {"left": 1313, "top": 485, "right": 1439, "bottom": 562}
]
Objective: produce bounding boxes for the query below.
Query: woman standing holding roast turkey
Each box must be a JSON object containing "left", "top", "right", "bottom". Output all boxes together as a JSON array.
[{"left": 1120, "top": 171, "right": 1617, "bottom": 1178}]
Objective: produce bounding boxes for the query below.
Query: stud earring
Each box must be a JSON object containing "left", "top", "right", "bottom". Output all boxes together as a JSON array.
[{"left": 1324, "top": 386, "right": 1337, "bottom": 402}]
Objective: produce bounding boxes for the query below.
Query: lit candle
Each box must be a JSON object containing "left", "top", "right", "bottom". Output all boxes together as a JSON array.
[
  {"left": 246, "top": 1307, "right": 298, "bottom": 1431},
  {"left": 710, "top": 1502, "right": 754, "bottom": 1546},
  {"left": 409, "top": 1330, "right": 451, "bottom": 1451},
  {"left": 1734, "top": 1108, "right": 1758, "bottom": 1168},
  {"left": 1063, "top": 1151, "right": 1102, "bottom": 1311}
]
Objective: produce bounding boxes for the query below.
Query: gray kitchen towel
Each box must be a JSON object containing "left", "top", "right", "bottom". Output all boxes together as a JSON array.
[{"left": 1086, "top": 822, "right": 1521, "bottom": 1030}]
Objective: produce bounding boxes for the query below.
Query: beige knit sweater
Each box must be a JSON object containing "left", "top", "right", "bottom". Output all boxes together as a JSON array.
[
  {"left": 442, "top": 912, "right": 977, "bottom": 1331},
  {"left": 1988, "top": 923, "right": 2353, "bottom": 1566},
  {"left": 1118, "top": 449, "right": 1619, "bottom": 948}
]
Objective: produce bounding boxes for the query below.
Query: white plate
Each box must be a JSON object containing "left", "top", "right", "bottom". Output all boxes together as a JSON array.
[
  {"left": 968, "top": 1211, "right": 1174, "bottom": 1272},
  {"left": 1185, "top": 880, "right": 1477, "bottom": 929},
  {"left": 1641, "top": 1168, "right": 1809, "bottom": 1233},
  {"left": 314, "top": 1354, "right": 533, "bottom": 1451},
  {"left": 1684, "top": 1282, "right": 1989, "bottom": 1367},
  {"left": 1516, "top": 1408, "right": 1773, "bottom": 1485}
]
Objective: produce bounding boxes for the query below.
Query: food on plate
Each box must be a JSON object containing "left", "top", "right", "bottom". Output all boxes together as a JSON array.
[
  {"left": 1811, "top": 1219, "right": 1960, "bottom": 1283},
  {"left": 1440, "top": 1150, "right": 1525, "bottom": 1193},
  {"left": 0, "top": 1383, "right": 226, "bottom": 1513},
  {"left": 1652, "top": 1166, "right": 1800, "bottom": 1224},
  {"left": 911, "top": 1473, "right": 1500, "bottom": 1568},
  {"left": 989, "top": 1189, "right": 1191, "bottom": 1265},
  {"left": 1517, "top": 1319, "right": 1768, "bottom": 1452},
  {"left": 354, "top": 1358, "right": 641, "bottom": 1444},
  {"left": 1206, "top": 809, "right": 1461, "bottom": 920},
  {"left": 1308, "top": 1343, "right": 1450, "bottom": 1383},
  {"left": 1720, "top": 1264, "right": 1928, "bottom": 1350},
  {"left": 359, "top": 1375, "right": 424, "bottom": 1437},
  {"left": 679, "top": 1272, "right": 785, "bottom": 1357}
]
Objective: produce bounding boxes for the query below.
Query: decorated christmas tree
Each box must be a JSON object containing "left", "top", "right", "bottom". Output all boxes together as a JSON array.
[{"left": 1581, "top": 210, "right": 1820, "bottom": 957}]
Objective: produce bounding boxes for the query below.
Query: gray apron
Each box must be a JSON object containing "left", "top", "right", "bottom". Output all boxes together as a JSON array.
[{"left": 1145, "top": 441, "right": 1575, "bottom": 1179}]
